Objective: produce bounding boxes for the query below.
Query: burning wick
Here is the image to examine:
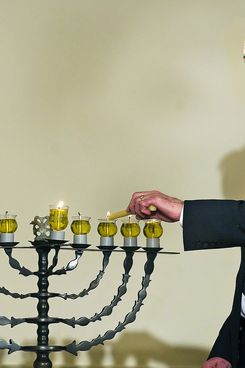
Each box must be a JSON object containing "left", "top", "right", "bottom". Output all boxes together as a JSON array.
[{"left": 57, "top": 201, "right": 64, "bottom": 209}]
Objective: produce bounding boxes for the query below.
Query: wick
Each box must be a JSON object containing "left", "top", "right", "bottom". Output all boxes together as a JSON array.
[
  {"left": 78, "top": 212, "right": 82, "bottom": 220},
  {"left": 5, "top": 211, "right": 8, "bottom": 219},
  {"left": 57, "top": 201, "right": 64, "bottom": 209},
  {"left": 129, "top": 215, "right": 132, "bottom": 223}
]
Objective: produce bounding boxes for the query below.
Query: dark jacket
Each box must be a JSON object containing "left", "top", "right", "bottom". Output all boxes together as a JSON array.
[{"left": 183, "top": 200, "right": 245, "bottom": 368}]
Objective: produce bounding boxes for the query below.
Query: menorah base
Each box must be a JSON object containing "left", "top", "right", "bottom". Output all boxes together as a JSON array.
[
  {"left": 33, "top": 353, "right": 52, "bottom": 368},
  {"left": 0, "top": 241, "right": 176, "bottom": 367}
]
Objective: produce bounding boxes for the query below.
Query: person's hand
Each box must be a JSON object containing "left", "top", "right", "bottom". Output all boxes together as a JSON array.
[
  {"left": 202, "top": 357, "right": 232, "bottom": 368},
  {"left": 127, "top": 190, "right": 183, "bottom": 222}
]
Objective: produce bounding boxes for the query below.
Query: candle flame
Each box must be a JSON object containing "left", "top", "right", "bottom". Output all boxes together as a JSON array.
[
  {"left": 106, "top": 211, "right": 110, "bottom": 221},
  {"left": 57, "top": 201, "right": 64, "bottom": 209}
]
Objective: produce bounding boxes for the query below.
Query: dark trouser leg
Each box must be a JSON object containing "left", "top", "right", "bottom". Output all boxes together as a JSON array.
[{"left": 238, "top": 321, "right": 245, "bottom": 368}]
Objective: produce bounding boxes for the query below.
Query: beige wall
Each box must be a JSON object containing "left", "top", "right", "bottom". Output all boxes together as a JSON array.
[{"left": 0, "top": 0, "right": 245, "bottom": 366}]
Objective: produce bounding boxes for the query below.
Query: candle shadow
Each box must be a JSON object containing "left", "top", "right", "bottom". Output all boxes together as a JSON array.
[
  {"left": 20, "top": 338, "right": 43, "bottom": 367},
  {"left": 0, "top": 349, "right": 5, "bottom": 366},
  {"left": 86, "top": 331, "right": 209, "bottom": 368},
  {"left": 56, "top": 339, "right": 105, "bottom": 368},
  {"left": 10, "top": 338, "right": 55, "bottom": 368},
  {"left": 0, "top": 332, "right": 209, "bottom": 368},
  {"left": 87, "top": 344, "right": 105, "bottom": 367},
  {"left": 59, "top": 338, "right": 77, "bottom": 367},
  {"left": 220, "top": 146, "right": 245, "bottom": 199}
]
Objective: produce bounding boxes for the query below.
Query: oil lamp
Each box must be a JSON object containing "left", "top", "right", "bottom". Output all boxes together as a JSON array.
[
  {"left": 0, "top": 212, "right": 18, "bottom": 243},
  {"left": 49, "top": 201, "right": 69, "bottom": 240},
  {"left": 71, "top": 213, "right": 91, "bottom": 244},
  {"left": 120, "top": 216, "right": 140, "bottom": 247},
  {"left": 97, "top": 212, "right": 117, "bottom": 247},
  {"left": 143, "top": 219, "right": 163, "bottom": 248}
]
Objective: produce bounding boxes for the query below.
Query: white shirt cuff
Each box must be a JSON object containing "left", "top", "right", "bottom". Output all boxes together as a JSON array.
[{"left": 179, "top": 204, "right": 184, "bottom": 227}]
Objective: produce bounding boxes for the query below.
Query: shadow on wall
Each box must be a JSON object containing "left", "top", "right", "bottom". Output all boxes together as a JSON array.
[
  {"left": 3, "top": 332, "right": 208, "bottom": 368},
  {"left": 44, "top": 333, "right": 209, "bottom": 367},
  {"left": 87, "top": 331, "right": 209, "bottom": 368},
  {"left": 220, "top": 146, "right": 245, "bottom": 199},
  {"left": 61, "top": 338, "right": 78, "bottom": 367},
  {"left": 0, "top": 350, "right": 5, "bottom": 366}
]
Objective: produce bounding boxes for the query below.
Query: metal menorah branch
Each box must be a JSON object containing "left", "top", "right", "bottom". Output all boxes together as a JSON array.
[{"left": 0, "top": 221, "right": 178, "bottom": 368}]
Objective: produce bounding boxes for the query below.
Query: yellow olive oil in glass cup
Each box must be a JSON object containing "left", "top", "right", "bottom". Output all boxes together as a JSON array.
[
  {"left": 97, "top": 219, "right": 117, "bottom": 247},
  {"left": 120, "top": 216, "right": 140, "bottom": 247},
  {"left": 143, "top": 219, "right": 163, "bottom": 248},
  {"left": 71, "top": 215, "right": 91, "bottom": 244}
]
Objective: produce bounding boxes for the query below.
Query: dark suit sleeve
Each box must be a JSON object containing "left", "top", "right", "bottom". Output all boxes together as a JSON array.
[
  {"left": 208, "top": 316, "right": 233, "bottom": 364},
  {"left": 183, "top": 200, "right": 245, "bottom": 251}
]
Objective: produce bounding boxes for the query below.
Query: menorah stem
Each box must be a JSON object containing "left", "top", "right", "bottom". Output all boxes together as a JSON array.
[{"left": 33, "top": 245, "right": 52, "bottom": 368}]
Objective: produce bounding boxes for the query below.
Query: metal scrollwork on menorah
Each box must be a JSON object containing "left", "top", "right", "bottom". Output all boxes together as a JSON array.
[{"left": 0, "top": 203, "right": 179, "bottom": 368}]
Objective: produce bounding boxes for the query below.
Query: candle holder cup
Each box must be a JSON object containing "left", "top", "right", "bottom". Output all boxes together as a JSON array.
[
  {"left": 143, "top": 219, "right": 163, "bottom": 248},
  {"left": 71, "top": 215, "right": 91, "bottom": 244},
  {"left": 120, "top": 217, "right": 140, "bottom": 247},
  {"left": 97, "top": 219, "right": 117, "bottom": 247},
  {"left": 0, "top": 214, "right": 18, "bottom": 243},
  {"left": 49, "top": 205, "right": 69, "bottom": 241}
]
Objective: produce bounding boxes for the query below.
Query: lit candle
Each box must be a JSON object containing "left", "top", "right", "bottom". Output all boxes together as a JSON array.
[
  {"left": 0, "top": 212, "right": 18, "bottom": 243},
  {"left": 143, "top": 219, "right": 163, "bottom": 248},
  {"left": 120, "top": 215, "right": 140, "bottom": 247},
  {"left": 49, "top": 201, "right": 69, "bottom": 240},
  {"left": 97, "top": 212, "right": 117, "bottom": 247},
  {"left": 71, "top": 213, "right": 91, "bottom": 244}
]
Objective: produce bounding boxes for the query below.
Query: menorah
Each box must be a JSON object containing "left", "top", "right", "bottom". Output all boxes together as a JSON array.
[{"left": 0, "top": 205, "right": 178, "bottom": 368}]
